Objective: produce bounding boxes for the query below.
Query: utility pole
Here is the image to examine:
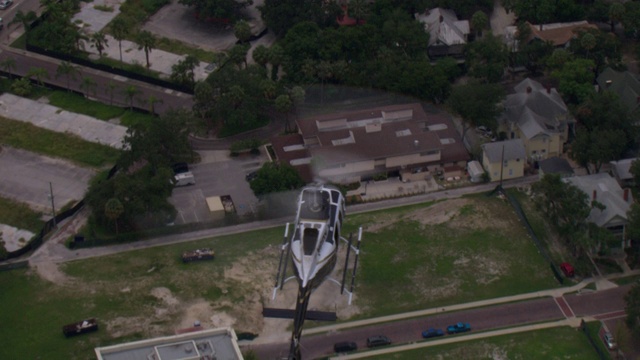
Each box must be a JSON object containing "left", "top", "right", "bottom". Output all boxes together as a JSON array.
[{"left": 49, "top": 182, "right": 57, "bottom": 227}]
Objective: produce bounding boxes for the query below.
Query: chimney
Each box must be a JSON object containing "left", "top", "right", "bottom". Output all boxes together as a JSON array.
[
  {"left": 592, "top": 189, "right": 597, "bottom": 201},
  {"left": 624, "top": 188, "right": 629, "bottom": 202},
  {"left": 526, "top": 86, "right": 532, "bottom": 94},
  {"left": 606, "top": 80, "right": 612, "bottom": 88}
]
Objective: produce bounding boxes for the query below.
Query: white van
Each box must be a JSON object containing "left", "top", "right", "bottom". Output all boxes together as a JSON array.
[{"left": 174, "top": 172, "right": 195, "bottom": 187}]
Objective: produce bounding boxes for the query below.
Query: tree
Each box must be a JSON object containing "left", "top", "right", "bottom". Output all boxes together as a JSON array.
[
  {"left": 106, "top": 80, "right": 117, "bottom": 105},
  {"left": 234, "top": 20, "right": 252, "bottom": 43},
  {"left": 622, "top": 1, "right": 640, "bottom": 39},
  {"left": 170, "top": 55, "right": 199, "bottom": 89},
  {"left": 447, "top": 82, "right": 505, "bottom": 142},
  {"left": 0, "top": 58, "right": 16, "bottom": 76},
  {"left": 136, "top": 30, "right": 156, "bottom": 68},
  {"left": 470, "top": 11, "right": 488, "bottom": 38},
  {"left": 250, "top": 162, "right": 304, "bottom": 196},
  {"left": 80, "top": 77, "right": 98, "bottom": 98},
  {"left": 26, "top": 67, "right": 49, "bottom": 87},
  {"left": 11, "top": 77, "right": 32, "bottom": 96},
  {"left": 179, "top": 0, "right": 252, "bottom": 24},
  {"left": 9, "top": 10, "right": 37, "bottom": 37},
  {"left": 110, "top": 17, "right": 131, "bottom": 62},
  {"left": 531, "top": 174, "right": 594, "bottom": 256},
  {"left": 259, "top": 0, "right": 342, "bottom": 37},
  {"left": 252, "top": 45, "right": 270, "bottom": 69},
  {"left": 551, "top": 58, "right": 595, "bottom": 104},
  {"left": 580, "top": 32, "right": 596, "bottom": 59},
  {"left": 55, "top": 61, "right": 79, "bottom": 91},
  {"left": 146, "top": 95, "right": 163, "bottom": 116},
  {"left": 122, "top": 85, "right": 141, "bottom": 110},
  {"left": 275, "top": 94, "right": 293, "bottom": 133},
  {"left": 625, "top": 283, "right": 640, "bottom": 338},
  {"left": 631, "top": 160, "right": 640, "bottom": 189},
  {"left": 465, "top": 33, "right": 509, "bottom": 83},
  {"left": 268, "top": 44, "right": 284, "bottom": 80},
  {"left": 104, "top": 198, "right": 124, "bottom": 236},
  {"left": 229, "top": 43, "right": 250, "bottom": 69},
  {"left": 609, "top": 2, "right": 625, "bottom": 33},
  {"left": 90, "top": 31, "right": 108, "bottom": 57},
  {"left": 626, "top": 203, "right": 640, "bottom": 242},
  {"left": 348, "top": 0, "right": 370, "bottom": 24},
  {"left": 546, "top": 48, "right": 572, "bottom": 71}
]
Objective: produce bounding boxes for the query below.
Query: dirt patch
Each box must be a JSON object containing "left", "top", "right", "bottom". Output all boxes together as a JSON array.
[{"left": 32, "top": 261, "right": 72, "bottom": 285}]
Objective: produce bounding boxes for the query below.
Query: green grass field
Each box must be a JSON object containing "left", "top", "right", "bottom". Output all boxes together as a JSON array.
[
  {"left": 0, "top": 117, "right": 121, "bottom": 168},
  {"left": 0, "top": 195, "right": 566, "bottom": 359},
  {"left": 368, "top": 325, "right": 602, "bottom": 359},
  {"left": 0, "top": 195, "right": 44, "bottom": 233}
]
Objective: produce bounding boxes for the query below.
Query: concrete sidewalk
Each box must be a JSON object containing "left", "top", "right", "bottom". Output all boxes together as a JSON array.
[{"left": 0, "top": 93, "right": 127, "bottom": 149}]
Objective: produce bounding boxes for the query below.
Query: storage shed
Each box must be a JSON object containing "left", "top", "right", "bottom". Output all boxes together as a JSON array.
[
  {"left": 206, "top": 196, "right": 225, "bottom": 220},
  {"left": 467, "top": 160, "right": 484, "bottom": 183}
]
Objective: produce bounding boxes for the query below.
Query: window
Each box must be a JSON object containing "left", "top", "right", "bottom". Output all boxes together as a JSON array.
[{"left": 509, "top": 169, "right": 513, "bottom": 176}]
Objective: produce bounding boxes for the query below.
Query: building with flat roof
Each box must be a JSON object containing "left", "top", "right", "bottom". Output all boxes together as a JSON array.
[
  {"left": 270, "top": 103, "right": 469, "bottom": 184},
  {"left": 94, "top": 327, "right": 242, "bottom": 360}
]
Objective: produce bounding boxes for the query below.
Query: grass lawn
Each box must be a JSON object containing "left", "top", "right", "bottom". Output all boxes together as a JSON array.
[
  {"left": 0, "top": 195, "right": 562, "bottom": 359},
  {"left": 0, "top": 195, "right": 44, "bottom": 232},
  {"left": 348, "top": 195, "right": 560, "bottom": 318},
  {"left": 0, "top": 117, "right": 121, "bottom": 168},
  {"left": 47, "top": 91, "right": 126, "bottom": 120},
  {"left": 368, "top": 325, "right": 602, "bottom": 359}
]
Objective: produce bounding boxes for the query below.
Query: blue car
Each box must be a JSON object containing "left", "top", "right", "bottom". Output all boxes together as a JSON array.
[
  {"left": 447, "top": 322, "right": 471, "bottom": 334},
  {"left": 422, "top": 328, "right": 444, "bottom": 338}
]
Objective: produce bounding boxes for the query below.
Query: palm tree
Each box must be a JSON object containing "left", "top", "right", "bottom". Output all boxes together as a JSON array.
[
  {"left": 9, "top": 10, "right": 37, "bottom": 37},
  {"left": 0, "top": 58, "right": 16, "bottom": 78},
  {"left": 90, "top": 31, "right": 108, "bottom": 57},
  {"left": 104, "top": 198, "right": 124, "bottom": 237},
  {"left": 80, "top": 77, "right": 97, "bottom": 98},
  {"left": 26, "top": 67, "right": 49, "bottom": 87},
  {"left": 471, "top": 11, "right": 488, "bottom": 39},
  {"left": 146, "top": 95, "right": 163, "bottom": 116},
  {"left": 269, "top": 44, "right": 284, "bottom": 81},
  {"left": 275, "top": 94, "right": 293, "bottom": 133},
  {"left": 122, "top": 85, "right": 140, "bottom": 110},
  {"left": 135, "top": 30, "right": 156, "bottom": 68},
  {"left": 581, "top": 32, "right": 597, "bottom": 59},
  {"left": 110, "top": 17, "right": 130, "bottom": 62},
  {"left": 55, "top": 61, "right": 79, "bottom": 91},
  {"left": 609, "top": 2, "right": 625, "bottom": 33},
  {"left": 106, "top": 80, "right": 117, "bottom": 105},
  {"left": 233, "top": 20, "right": 252, "bottom": 43}
]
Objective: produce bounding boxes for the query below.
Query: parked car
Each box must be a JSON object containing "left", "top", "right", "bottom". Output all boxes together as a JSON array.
[
  {"left": 333, "top": 341, "right": 357, "bottom": 353},
  {"left": 560, "top": 262, "right": 575, "bottom": 277},
  {"left": 421, "top": 328, "right": 444, "bottom": 339},
  {"left": 447, "top": 322, "right": 471, "bottom": 334},
  {"left": 366, "top": 335, "right": 391, "bottom": 348},
  {"left": 0, "top": 0, "right": 13, "bottom": 9},
  {"left": 603, "top": 332, "right": 617, "bottom": 350},
  {"left": 245, "top": 171, "right": 258, "bottom": 182}
]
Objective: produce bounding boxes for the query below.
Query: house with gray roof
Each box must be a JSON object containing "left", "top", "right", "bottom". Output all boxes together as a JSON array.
[
  {"left": 499, "top": 78, "right": 573, "bottom": 163},
  {"left": 481, "top": 139, "right": 526, "bottom": 182},
  {"left": 596, "top": 67, "right": 640, "bottom": 122},
  {"left": 610, "top": 157, "right": 638, "bottom": 188},
  {"left": 564, "top": 173, "right": 633, "bottom": 244},
  {"left": 415, "top": 8, "right": 469, "bottom": 58},
  {"left": 538, "top": 157, "right": 574, "bottom": 179}
]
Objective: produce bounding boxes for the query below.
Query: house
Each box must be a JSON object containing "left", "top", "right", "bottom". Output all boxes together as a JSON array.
[
  {"left": 564, "top": 173, "right": 633, "bottom": 244},
  {"left": 504, "top": 20, "right": 597, "bottom": 51},
  {"left": 610, "top": 158, "right": 638, "bottom": 187},
  {"left": 499, "top": 78, "right": 573, "bottom": 163},
  {"left": 269, "top": 103, "right": 470, "bottom": 184},
  {"left": 538, "top": 157, "right": 574, "bottom": 179},
  {"left": 415, "top": 8, "right": 469, "bottom": 58},
  {"left": 481, "top": 139, "right": 526, "bottom": 182},
  {"left": 596, "top": 67, "right": 640, "bottom": 122}
]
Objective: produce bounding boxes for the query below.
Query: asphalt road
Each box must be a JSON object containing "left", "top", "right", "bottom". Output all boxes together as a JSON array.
[{"left": 249, "top": 285, "right": 633, "bottom": 359}]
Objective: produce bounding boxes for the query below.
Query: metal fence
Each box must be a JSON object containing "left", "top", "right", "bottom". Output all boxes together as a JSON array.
[{"left": 498, "top": 185, "right": 565, "bottom": 284}]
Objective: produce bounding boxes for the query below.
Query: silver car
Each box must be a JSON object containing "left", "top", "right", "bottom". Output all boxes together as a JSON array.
[
  {"left": 0, "top": 0, "right": 13, "bottom": 10},
  {"left": 603, "top": 332, "right": 617, "bottom": 350}
]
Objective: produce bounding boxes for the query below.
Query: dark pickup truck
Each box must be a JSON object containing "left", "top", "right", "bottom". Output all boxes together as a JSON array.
[
  {"left": 63, "top": 318, "right": 98, "bottom": 337},
  {"left": 182, "top": 248, "right": 215, "bottom": 263}
]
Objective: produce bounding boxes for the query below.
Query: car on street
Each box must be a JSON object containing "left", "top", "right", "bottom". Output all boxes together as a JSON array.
[
  {"left": 0, "top": 0, "right": 13, "bottom": 10},
  {"left": 447, "top": 322, "right": 471, "bottom": 334},
  {"left": 421, "top": 328, "right": 444, "bottom": 339},
  {"left": 603, "top": 332, "right": 617, "bottom": 350},
  {"left": 366, "top": 335, "right": 391, "bottom": 348},
  {"left": 560, "top": 262, "right": 575, "bottom": 277},
  {"left": 333, "top": 341, "right": 357, "bottom": 353}
]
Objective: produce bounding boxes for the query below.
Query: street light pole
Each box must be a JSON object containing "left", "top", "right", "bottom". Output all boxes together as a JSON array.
[{"left": 49, "top": 182, "right": 57, "bottom": 227}]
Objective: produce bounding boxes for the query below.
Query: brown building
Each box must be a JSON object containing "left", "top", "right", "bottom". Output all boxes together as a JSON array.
[{"left": 270, "top": 103, "right": 469, "bottom": 184}]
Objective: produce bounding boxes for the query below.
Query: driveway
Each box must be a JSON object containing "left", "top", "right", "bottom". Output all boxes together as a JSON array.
[
  {"left": 0, "top": 147, "right": 95, "bottom": 213},
  {"left": 169, "top": 150, "right": 267, "bottom": 224}
]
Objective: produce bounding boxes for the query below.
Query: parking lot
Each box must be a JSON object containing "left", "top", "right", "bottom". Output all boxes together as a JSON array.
[
  {"left": 0, "top": 147, "right": 95, "bottom": 214},
  {"left": 169, "top": 150, "right": 267, "bottom": 224}
]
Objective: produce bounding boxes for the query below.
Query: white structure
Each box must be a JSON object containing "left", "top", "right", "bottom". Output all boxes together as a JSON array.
[{"left": 415, "top": 8, "right": 470, "bottom": 47}]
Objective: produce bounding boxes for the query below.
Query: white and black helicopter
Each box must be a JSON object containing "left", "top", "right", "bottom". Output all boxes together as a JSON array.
[{"left": 263, "top": 183, "right": 363, "bottom": 360}]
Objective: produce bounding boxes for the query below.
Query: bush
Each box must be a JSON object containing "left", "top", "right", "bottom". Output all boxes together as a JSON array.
[{"left": 229, "top": 139, "right": 263, "bottom": 156}]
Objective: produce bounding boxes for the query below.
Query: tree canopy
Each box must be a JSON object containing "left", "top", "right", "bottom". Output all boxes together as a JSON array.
[
  {"left": 250, "top": 162, "right": 304, "bottom": 196},
  {"left": 179, "top": 0, "right": 252, "bottom": 24},
  {"left": 447, "top": 82, "right": 505, "bottom": 138}
]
